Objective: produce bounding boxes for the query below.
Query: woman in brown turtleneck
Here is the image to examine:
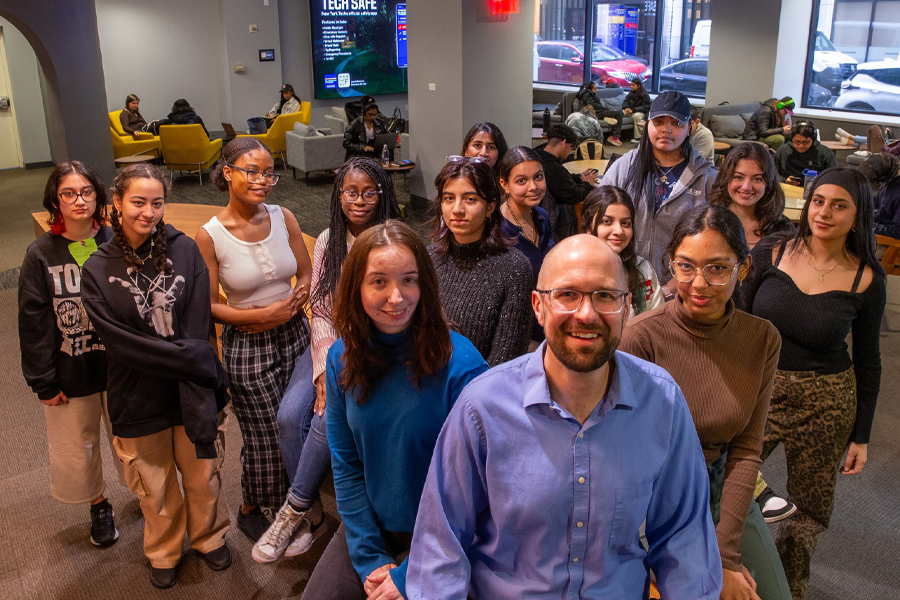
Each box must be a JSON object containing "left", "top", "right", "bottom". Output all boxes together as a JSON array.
[{"left": 621, "top": 205, "right": 791, "bottom": 600}]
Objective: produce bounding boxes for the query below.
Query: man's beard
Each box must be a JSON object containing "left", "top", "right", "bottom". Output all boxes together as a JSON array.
[{"left": 546, "top": 322, "right": 619, "bottom": 373}]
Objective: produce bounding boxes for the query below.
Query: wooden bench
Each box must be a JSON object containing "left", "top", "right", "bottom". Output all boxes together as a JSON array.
[{"left": 876, "top": 234, "right": 900, "bottom": 275}]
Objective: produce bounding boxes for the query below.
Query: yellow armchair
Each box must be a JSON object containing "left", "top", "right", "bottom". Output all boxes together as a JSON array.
[
  {"left": 110, "top": 127, "right": 161, "bottom": 161},
  {"left": 158, "top": 124, "right": 223, "bottom": 185},
  {"left": 238, "top": 103, "right": 311, "bottom": 166},
  {"left": 109, "top": 110, "right": 157, "bottom": 140}
]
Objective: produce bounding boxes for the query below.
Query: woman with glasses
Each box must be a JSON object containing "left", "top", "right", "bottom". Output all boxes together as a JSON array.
[
  {"left": 461, "top": 122, "right": 509, "bottom": 175},
  {"left": 737, "top": 169, "right": 885, "bottom": 600},
  {"left": 498, "top": 146, "right": 555, "bottom": 349},
  {"left": 430, "top": 157, "right": 532, "bottom": 366},
  {"left": 621, "top": 205, "right": 792, "bottom": 600},
  {"left": 249, "top": 157, "right": 403, "bottom": 564},
  {"left": 196, "top": 137, "right": 313, "bottom": 542},
  {"left": 18, "top": 162, "right": 123, "bottom": 549},
  {"left": 602, "top": 91, "right": 716, "bottom": 294}
]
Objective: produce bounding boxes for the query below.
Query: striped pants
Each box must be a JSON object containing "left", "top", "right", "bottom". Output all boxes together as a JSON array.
[{"left": 222, "top": 312, "right": 310, "bottom": 508}]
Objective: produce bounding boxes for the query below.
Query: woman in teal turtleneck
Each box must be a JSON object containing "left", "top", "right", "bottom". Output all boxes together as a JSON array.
[{"left": 300, "top": 220, "right": 488, "bottom": 600}]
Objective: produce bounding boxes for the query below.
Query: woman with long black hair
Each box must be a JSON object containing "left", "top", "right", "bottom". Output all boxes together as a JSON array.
[{"left": 461, "top": 122, "right": 509, "bottom": 176}]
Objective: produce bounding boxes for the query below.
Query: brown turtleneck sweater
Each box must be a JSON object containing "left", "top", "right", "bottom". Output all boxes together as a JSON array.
[{"left": 620, "top": 297, "right": 781, "bottom": 572}]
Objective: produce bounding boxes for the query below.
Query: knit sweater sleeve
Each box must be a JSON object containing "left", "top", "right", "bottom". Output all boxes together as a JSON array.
[
  {"left": 487, "top": 251, "right": 534, "bottom": 366},
  {"left": 310, "top": 231, "right": 337, "bottom": 382},
  {"left": 850, "top": 272, "right": 886, "bottom": 443},
  {"left": 716, "top": 321, "right": 780, "bottom": 571}
]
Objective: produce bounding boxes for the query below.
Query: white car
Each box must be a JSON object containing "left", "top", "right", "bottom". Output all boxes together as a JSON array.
[{"left": 835, "top": 60, "right": 900, "bottom": 113}]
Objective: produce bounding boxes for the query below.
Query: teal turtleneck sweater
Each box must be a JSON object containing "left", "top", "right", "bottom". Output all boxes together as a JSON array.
[{"left": 326, "top": 327, "right": 488, "bottom": 597}]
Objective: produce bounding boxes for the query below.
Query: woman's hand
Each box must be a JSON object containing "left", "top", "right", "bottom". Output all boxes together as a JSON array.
[
  {"left": 364, "top": 564, "right": 397, "bottom": 597},
  {"left": 314, "top": 373, "right": 327, "bottom": 416},
  {"left": 720, "top": 566, "right": 760, "bottom": 600},
  {"left": 40, "top": 391, "right": 69, "bottom": 407},
  {"left": 365, "top": 146, "right": 374, "bottom": 153},
  {"left": 841, "top": 442, "right": 867, "bottom": 475},
  {"left": 624, "top": 108, "right": 633, "bottom": 116},
  {"left": 235, "top": 284, "right": 307, "bottom": 333}
]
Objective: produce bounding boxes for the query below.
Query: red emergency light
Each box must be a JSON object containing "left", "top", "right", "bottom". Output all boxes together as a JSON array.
[{"left": 491, "top": 0, "right": 519, "bottom": 15}]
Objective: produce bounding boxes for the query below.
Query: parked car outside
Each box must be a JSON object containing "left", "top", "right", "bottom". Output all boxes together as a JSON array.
[
  {"left": 691, "top": 20, "right": 711, "bottom": 58},
  {"left": 659, "top": 58, "right": 708, "bottom": 96},
  {"left": 536, "top": 41, "right": 650, "bottom": 87},
  {"left": 807, "top": 82, "right": 833, "bottom": 107},
  {"left": 835, "top": 60, "right": 900, "bottom": 113},
  {"left": 813, "top": 31, "right": 857, "bottom": 94}
]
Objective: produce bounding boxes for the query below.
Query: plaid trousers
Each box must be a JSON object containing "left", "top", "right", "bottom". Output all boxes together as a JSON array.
[{"left": 222, "top": 312, "right": 310, "bottom": 508}]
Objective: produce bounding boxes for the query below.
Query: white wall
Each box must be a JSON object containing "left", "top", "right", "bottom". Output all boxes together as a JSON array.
[{"left": 0, "top": 18, "right": 51, "bottom": 165}]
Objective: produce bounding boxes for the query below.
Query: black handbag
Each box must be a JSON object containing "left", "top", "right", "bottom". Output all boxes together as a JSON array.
[{"left": 385, "top": 107, "right": 406, "bottom": 133}]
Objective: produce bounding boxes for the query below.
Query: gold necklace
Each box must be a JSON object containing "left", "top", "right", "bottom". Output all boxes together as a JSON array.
[
  {"left": 505, "top": 203, "right": 537, "bottom": 246},
  {"left": 657, "top": 163, "right": 678, "bottom": 184},
  {"left": 803, "top": 247, "right": 843, "bottom": 282}
]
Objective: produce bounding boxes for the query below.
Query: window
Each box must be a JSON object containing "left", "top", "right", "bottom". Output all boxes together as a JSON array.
[{"left": 804, "top": 0, "right": 900, "bottom": 114}]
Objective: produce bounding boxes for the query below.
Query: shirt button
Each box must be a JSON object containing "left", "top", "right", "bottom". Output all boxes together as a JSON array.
[
  {"left": 578, "top": 432, "right": 584, "bottom": 438},
  {"left": 578, "top": 477, "right": 585, "bottom": 484},
  {"left": 573, "top": 557, "right": 579, "bottom": 562},
  {"left": 577, "top": 521, "right": 584, "bottom": 527}
]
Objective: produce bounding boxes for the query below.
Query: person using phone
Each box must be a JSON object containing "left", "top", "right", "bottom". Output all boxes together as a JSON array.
[
  {"left": 774, "top": 123, "right": 837, "bottom": 185},
  {"left": 535, "top": 124, "right": 599, "bottom": 240}
]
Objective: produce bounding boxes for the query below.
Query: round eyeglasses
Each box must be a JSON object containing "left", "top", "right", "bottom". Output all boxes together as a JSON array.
[
  {"left": 668, "top": 260, "right": 739, "bottom": 286},
  {"left": 227, "top": 164, "right": 281, "bottom": 185},
  {"left": 535, "top": 288, "right": 628, "bottom": 314},
  {"left": 341, "top": 189, "right": 381, "bottom": 204},
  {"left": 58, "top": 188, "right": 97, "bottom": 204}
]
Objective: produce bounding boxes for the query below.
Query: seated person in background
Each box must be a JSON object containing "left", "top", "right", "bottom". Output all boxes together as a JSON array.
[
  {"left": 835, "top": 125, "right": 900, "bottom": 156},
  {"left": 152, "top": 99, "right": 209, "bottom": 137},
  {"left": 120, "top": 94, "right": 152, "bottom": 138},
  {"left": 535, "top": 124, "right": 599, "bottom": 240},
  {"left": 406, "top": 235, "right": 723, "bottom": 600},
  {"left": 860, "top": 152, "right": 900, "bottom": 239},
  {"left": 743, "top": 98, "right": 790, "bottom": 149},
  {"left": 779, "top": 96, "right": 796, "bottom": 127},
  {"left": 265, "top": 84, "right": 301, "bottom": 125},
  {"left": 576, "top": 80, "right": 624, "bottom": 146},
  {"left": 689, "top": 106, "right": 715, "bottom": 163},
  {"left": 565, "top": 105, "right": 604, "bottom": 144},
  {"left": 622, "top": 78, "right": 651, "bottom": 138},
  {"left": 344, "top": 94, "right": 377, "bottom": 124},
  {"left": 775, "top": 121, "right": 837, "bottom": 184},
  {"left": 343, "top": 102, "right": 387, "bottom": 161}
]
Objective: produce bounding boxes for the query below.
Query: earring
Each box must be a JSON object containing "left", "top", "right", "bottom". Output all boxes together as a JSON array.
[{"left": 486, "top": 214, "right": 492, "bottom": 223}]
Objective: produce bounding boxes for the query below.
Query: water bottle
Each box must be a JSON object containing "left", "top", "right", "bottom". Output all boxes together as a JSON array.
[
  {"left": 381, "top": 144, "right": 390, "bottom": 166},
  {"left": 802, "top": 169, "right": 817, "bottom": 200},
  {"left": 543, "top": 108, "right": 551, "bottom": 134}
]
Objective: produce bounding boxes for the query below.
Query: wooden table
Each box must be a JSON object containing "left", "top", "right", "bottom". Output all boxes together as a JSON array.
[
  {"left": 382, "top": 162, "right": 414, "bottom": 218},
  {"left": 821, "top": 140, "right": 857, "bottom": 152},
  {"left": 713, "top": 141, "right": 730, "bottom": 152},
  {"left": 780, "top": 182, "right": 804, "bottom": 221},
  {"left": 114, "top": 154, "right": 157, "bottom": 167},
  {"left": 563, "top": 159, "right": 609, "bottom": 175}
]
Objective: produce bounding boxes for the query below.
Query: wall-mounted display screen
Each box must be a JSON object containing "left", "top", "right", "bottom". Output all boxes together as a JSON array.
[{"left": 310, "top": 0, "right": 408, "bottom": 99}]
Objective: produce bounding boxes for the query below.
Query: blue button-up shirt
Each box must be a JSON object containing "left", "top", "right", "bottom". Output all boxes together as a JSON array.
[{"left": 406, "top": 347, "right": 722, "bottom": 600}]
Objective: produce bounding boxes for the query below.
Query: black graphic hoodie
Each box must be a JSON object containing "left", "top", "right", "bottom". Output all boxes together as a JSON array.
[
  {"left": 81, "top": 224, "right": 227, "bottom": 459},
  {"left": 19, "top": 227, "right": 112, "bottom": 401}
]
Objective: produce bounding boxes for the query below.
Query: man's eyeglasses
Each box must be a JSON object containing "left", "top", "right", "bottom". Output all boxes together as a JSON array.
[
  {"left": 58, "top": 188, "right": 97, "bottom": 204},
  {"left": 227, "top": 164, "right": 281, "bottom": 185},
  {"left": 535, "top": 288, "right": 629, "bottom": 314},
  {"left": 668, "top": 260, "right": 738, "bottom": 286},
  {"left": 341, "top": 189, "right": 381, "bottom": 204}
]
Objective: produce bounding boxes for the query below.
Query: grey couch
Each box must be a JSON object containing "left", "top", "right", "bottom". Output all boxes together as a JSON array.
[
  {"left": 699, "top": 101, "right": 762, "bottom": 149},
  {"left": 286, "top": 124, "right": 345, "bottom": 182},
  {"left": 533, "top": 88, "right": 634, "bottom": 137}
]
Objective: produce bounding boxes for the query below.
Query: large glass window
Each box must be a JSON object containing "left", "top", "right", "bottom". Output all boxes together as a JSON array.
[
  {"left": 533, "top": 0, "right": 712, "bottom": 98},
  {"left": 805, "top": 0, "right": 900, "bottom": 113}
]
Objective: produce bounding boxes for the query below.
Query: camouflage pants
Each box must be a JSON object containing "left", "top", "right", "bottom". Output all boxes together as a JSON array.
[{"left": 760, "top": 368, "right": 856, "bottom": 600}]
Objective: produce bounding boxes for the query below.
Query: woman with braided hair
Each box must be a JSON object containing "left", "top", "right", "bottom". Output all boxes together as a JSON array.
[
  {"left": 249, "top": 156, "right": 401, "bottom": 564},
  {"left": 81, "top": 163, "right": 230, "bottom": 589},
  {"left": 196, "top": 137, "right": 313, "bottom": 542}
]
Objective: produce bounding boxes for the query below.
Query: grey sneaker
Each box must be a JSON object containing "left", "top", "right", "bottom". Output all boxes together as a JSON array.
[
  {"left": 285, "top": 498, "right": 326, "bottom": 557},
  {"left": 251, "top": 500, "right": 305, "bottom": 563}
]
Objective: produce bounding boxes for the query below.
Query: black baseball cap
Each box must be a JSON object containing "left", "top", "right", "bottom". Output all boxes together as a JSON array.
[
  {"left": 649, "top": 91, "right": 691, "bottom": 122},
  {"left": 281, "top": 84, "right": 294, "bottom": 93}
]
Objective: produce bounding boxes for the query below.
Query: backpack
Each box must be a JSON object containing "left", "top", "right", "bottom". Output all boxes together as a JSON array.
[{"left": 576, "top": 138, "right": 604, "bottom": 160}]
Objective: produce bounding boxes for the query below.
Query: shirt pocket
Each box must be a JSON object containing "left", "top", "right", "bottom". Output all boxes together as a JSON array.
[{"left": 609, "top": 481, "right": 653, "bottom": 548}]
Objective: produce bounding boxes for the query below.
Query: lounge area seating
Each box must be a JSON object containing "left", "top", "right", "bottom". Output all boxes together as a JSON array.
[
  {"left": 699, "top": 101, "right": 762, "bottom": 149},
  {"left": 109, "top": 110, "right": 158, "bottom": 141},
  {"left": 158, "top": 124, "right": 223, "bottom": 185},
  {"left": 109, "top": 126, "right": 161, "bottom": 160},
  {"left": 238, "top": 103, "right": 311, "bottom": 168},
  {"left": 285, "top": 123, "right": 345, "bottom": 182},
  {"left": 532, "top": 88, "right": 634, "bottom": 137}
]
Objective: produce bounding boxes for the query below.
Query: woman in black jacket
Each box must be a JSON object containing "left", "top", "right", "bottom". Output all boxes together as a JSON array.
[
  {"left": 343, "top": 102, "right": 388, "bottom": 160},
  {"left": 743, "top": 98, "right": 790, "bottom": 150},
  {"left": 151, "top": 99, "right": 209, "bottom": 137},
  {"left": 622, "top": 78, "right": 651, "bottom": 137},
  {"left": 81, "top": 164, "right": 230, "bottom": 589}
]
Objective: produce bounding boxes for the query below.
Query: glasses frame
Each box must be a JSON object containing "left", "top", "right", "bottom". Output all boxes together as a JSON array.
[
  {"left": 535, "top": 288, "right": 629, "bottom": 314},
  {"left": 446, "top": 155, "right": 488, "bottom": 164},
  {"left": 58, "top": 188, "right": 97, "bottom": 205},
  {"left": 668, "top": 260, "right": 739, "bottom": 286},
  {"left": 227, "top": 164, "right": 281, "bottom": 185},
  {"left": 340, "top": 189, "right": 382, "bottom": 205}
]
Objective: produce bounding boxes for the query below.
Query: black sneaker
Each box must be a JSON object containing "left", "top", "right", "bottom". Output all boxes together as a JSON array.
[
  {"left": 237, "top": 506, "right": 271, "bottom": 541},
  {"left": 198, "top": 543, "right": 232, "bottom": 571},
  {"left": 756, "top": 487, "right": 798, "bottom": 524},
  {"left": 150, "top": 565, "right": 179, "bottom": 589},
  {"left": 89, "top": 499, "right": 119, "bottom": 547}
]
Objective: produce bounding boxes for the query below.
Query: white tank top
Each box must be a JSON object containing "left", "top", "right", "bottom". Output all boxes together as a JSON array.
[{"left": 201, "top": 204, "right": 297, "bottom": 309}]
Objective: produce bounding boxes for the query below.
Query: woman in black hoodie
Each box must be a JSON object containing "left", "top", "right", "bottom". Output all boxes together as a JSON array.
[{"left": 81, "top": 163, "right": 230, "bottom": 589}]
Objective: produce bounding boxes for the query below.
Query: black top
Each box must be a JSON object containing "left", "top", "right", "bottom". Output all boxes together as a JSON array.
[
  {"left": 18, "top": 227, "right": 113, "bottom": 400},
  {"left": 81, "top": 225, "right": 228, "bottom": 458},
  {"left": 773, "top": 140, "right": 837, "bottom": 182},
  {"left": 737, "top": 235, "right": 886, "bottom": 443},
  {"left": 430, "top": 240, "right": 533, "bottom": 366},
  {"left": 875, "top": 176, "right": 900, "bottom": 239},
  {"left": 536, "top": 146, "right": 593, "bottom": 240},
  {"left": 343, "top": 116, "right": 388, "bottom": 160},
  {"left": 622, "top": 88, "right": 652, "bottom": 114}
]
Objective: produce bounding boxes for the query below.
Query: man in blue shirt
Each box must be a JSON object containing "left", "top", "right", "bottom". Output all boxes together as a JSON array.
[{"left": 406, "top": 235, "right": 722, "bottom": 600}]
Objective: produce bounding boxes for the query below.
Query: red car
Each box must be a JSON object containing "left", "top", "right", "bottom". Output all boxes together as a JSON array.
[{"left": 536, "top": 41, "right": 650, "bottom": 87}]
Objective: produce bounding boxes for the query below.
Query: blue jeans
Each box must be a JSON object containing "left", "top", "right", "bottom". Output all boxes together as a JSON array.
[{"left": 277, "top": 346, "right": 332, "bottom": 508}]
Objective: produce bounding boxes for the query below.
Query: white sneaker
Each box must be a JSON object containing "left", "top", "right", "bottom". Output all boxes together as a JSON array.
[
  {"left": 251, "top": 500, "right": 305, "bottom": 563},
  {"left": 285, "top": 498, "right": 326, "bottom": 557},
  {"left": 836, "top": 127, "right": 851, "bottom": 139}
]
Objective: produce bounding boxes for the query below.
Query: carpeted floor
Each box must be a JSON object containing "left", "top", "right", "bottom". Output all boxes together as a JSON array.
[{"left": 1, "top": 159, "right": 898, "bottom": 599}]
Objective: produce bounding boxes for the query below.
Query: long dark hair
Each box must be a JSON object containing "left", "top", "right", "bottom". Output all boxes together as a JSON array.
[
  {"left": 761, "top": 98, "right": 783, "bottom": 128},
  {"left": 789, "top": 168, "right": 883, "bottom": 273},
  {"left": 581, "top": 186, "right": 646, "bottom": 312},
  {"left": 666, "top": 205, "right": 750, "bottom": 271},
  {"left": 462, "top": 122, "right": 509, "bottom": 175},
  {"left": 627, "top": 121, "right": 695, "bottom": 207},
  {"left": 277, "top": 85, "right": 295, "bottom": 113},
  {"left": 332, "top": 220, "right": 452, "bottom": 405},
  {"left": 124, "top": 94, "right": 139, "bottom": 109},
  {"left": 109, "top": 163, "right": 172, "bottom": 275},
  {"left": 430, "top": 160, "right": 511, "bottom": 256},
  {"left": 43, "top": 161, "right": 108, "bottom": 235},
  {"left": 310, "top": 157, "right": 401, "bottom": 319},
  {"left": 709, "top": 142, "right": 785, "bottom": 238},
  {"left": 498, "top": 146, "right": 545, "bottom": 206}
]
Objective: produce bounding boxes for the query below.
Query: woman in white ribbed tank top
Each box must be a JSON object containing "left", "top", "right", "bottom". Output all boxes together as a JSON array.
[{"left": 196, "top": 138, "right": 313, "bottom": 540}]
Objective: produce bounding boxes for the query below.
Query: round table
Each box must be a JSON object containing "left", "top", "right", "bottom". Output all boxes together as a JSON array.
[
  {"left": 114, "top": 154, "right": 157, "bottom": 167},
  {"left": 713, "top": 141, "right": 730, "bottom": 152},
  {"left": 563, "top": 159, "right": 608, "bottom": 175},
  {"left": 382, "top": 162, "right": 415, "bottom": 217}
]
